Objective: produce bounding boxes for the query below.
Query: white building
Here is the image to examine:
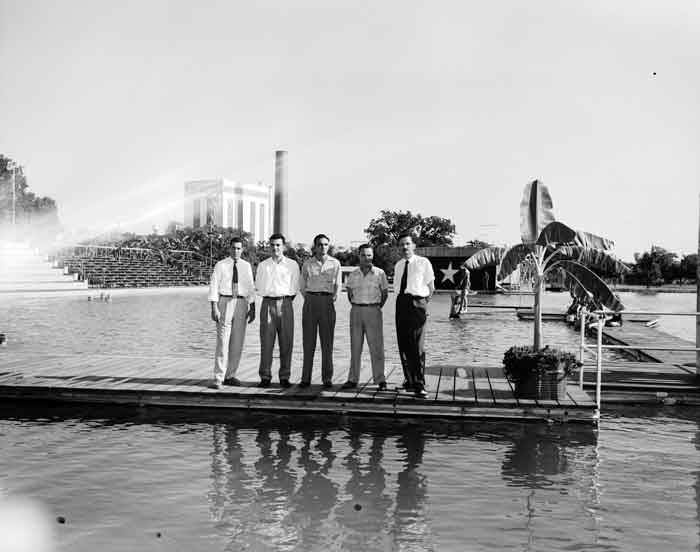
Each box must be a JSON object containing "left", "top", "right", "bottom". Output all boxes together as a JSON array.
[{"left": 183, "top": 179, "right": 274, "bottom": 243}]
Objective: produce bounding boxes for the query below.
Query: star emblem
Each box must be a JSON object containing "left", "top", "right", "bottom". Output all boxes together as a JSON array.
[{"left": 440, "top": 262, "right": 458, "bottom": 284}]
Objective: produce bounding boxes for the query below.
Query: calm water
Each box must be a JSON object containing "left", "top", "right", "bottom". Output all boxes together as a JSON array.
[{"left": 0, "top": 290, "right": 698, "bottom": 551}]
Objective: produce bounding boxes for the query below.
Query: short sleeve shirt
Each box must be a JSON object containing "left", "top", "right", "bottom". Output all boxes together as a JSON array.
[{"left": 346, "top": 266, "right": 389, "bottom": 304}]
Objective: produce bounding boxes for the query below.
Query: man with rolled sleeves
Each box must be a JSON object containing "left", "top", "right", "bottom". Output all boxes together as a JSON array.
[
  {"left": 208, "top": 237, "right": 256, "bottom": 389},
  {"left": 255, "top": 233, "right": 300, "bottom": 388},
  {"left": 299, "top": 233, "right": 342, "bottom": 389},
  {"left": 343, "top": 244, "right": 389, "bottom": 391},
  {"left": 394, "top": 233, "right": 435, "bottom": 398}
]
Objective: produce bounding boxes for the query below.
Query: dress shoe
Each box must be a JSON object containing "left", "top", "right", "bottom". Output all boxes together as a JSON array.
[
  {"left": 209, "top": 381, "right": 222, "bottom": 390},
  {"left": 378, "top": 382, "right": 387, "bottom": 391},
  {"left": 298, "top": 381, "right": 311, "bottom": 388},
  {"left": 257, "top": 379, "right": 271, "bottom": 388},
  {"left": 341, "top": 381, "right": 357, "bottom": 390},
  {"left": 280, "top": 379, "right": 291, "bottom": 388},
  {"left": 414, "top": 388, "right": 428, "bottom": 399},
  {"left": 223, "top": 377, "right": 241, "bottom": 386},
  {"left": 322, "top": 381, "right": 334, "bottom": 389}
]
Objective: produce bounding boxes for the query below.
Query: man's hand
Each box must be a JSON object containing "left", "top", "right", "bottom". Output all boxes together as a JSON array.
[
  {"left": 211, "top": 306, "right": 221, "bottom": 323},
  {"left": 247, "top": 303, "right": 256, "bottom": 324}
]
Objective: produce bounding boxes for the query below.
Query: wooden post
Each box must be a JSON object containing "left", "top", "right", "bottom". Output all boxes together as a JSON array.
[
  {"left": 696, "top": 194, "right": 699, "bottom": 375},
  {"left": 596, "top": 316, "right": 603, "bottom": 410},
  {"left": 579, "top": 307, "right": 586, "bottom": 389}
]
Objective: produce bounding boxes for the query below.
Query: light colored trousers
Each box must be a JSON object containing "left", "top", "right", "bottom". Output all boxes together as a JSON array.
[
  {"left": 348, "top": 305, "right": 386, "bottom": 384},
  {"left": 214, "top": 296, "right": 249, "bottom": 382}
]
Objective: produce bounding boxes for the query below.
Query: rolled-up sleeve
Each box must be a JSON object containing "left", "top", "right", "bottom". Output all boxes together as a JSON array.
[
  {"left": 208, "top": 265, "right": 220, "bottom": 302},
  {"left": 255, "top": 262, "right": 266, "bottom": 296},
  {"left": 290, "top": 260, "right": 300, "bottom": 294},
  {"left": 379, "top": 270, "right": 389, "bottom": 291},
  {"left": 244, "top": 263, "right": 256, "bottom": 304},
  {"left": 424, "top": 258, "right": 435, "bottom": 285},
  {"left": 334, "top": 261, "right": 342, "bottom": 295}
]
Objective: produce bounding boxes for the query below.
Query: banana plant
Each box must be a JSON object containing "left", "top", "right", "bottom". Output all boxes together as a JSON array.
[{"left": 463, "top": 180, "right": 629, "bottom": 350}]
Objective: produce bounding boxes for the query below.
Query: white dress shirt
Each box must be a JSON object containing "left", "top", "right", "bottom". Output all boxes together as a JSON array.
[
  {"left": 393, "top": 255, "right": 435, "bottom": 297},
  {"left": 208, "top": 257, "right": 256, "bottom": 303},
  {"left": 255, "top": 256, "right": 300, "bottom": 297}
]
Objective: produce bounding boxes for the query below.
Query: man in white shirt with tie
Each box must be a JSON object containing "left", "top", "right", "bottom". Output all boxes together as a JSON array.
[
  {"left": 255, "top": 233, "right": 300, "bottom": 388},
  {"left": 208, "top": 237, "right": 256, "bottom": 389},
  {"left": 393, "top": 233, "right": 435, "bottom": 398}
]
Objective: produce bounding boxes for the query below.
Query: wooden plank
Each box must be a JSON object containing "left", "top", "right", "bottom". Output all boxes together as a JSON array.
[{"left": 472, "top": 368, "right": 495, "bottom": 406}]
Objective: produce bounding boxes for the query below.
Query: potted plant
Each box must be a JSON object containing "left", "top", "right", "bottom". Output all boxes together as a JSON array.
[
  {"left": 462, "top": 181, "right": 629, "bottom": 399},
  {"left": 503, "top": 345, "right": 581, "bottom": 400}
]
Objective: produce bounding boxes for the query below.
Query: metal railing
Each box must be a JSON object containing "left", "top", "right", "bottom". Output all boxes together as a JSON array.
[{"left": 578, "top": 308, "right": 700, "bottom": 410}]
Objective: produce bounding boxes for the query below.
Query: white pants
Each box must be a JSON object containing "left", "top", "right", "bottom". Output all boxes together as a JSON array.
[{"left": 214, "top": 296, "right": 249, "bottom": 382}]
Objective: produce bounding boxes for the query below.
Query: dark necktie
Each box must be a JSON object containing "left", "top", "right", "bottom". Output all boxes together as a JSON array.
[
  {"left": 399, "top": 259, "right": 408, "bottom": 295},
  {"left": 232, "top": 259, "right": 239, "bottom": 288}
]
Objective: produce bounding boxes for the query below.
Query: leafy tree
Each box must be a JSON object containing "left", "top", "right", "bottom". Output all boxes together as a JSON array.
[
  {"left": 680, "top": 254, "right": 698, "bottom": 282},
  {"left": 364, "top": 210, "right": 455, "bottom": 248},
  {"left": 463, "top": 180, "right": 629, "bottom": 350},
  {"left": 0, "top": 154, "right": 60, "bottom": 230},
  {"left": 632, "top": 247, "right": 678, "bottom": 286}
]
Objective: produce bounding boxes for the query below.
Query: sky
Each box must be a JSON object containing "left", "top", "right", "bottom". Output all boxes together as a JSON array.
[{"left": 1, "top": 0, "right": 698, "bottom": 260}]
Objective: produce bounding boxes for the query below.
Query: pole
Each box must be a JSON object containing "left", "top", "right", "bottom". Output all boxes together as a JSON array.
[
  {"left": 596, "top": 316, "right": 603, "bottom": 411},
  {"left": 696, "top": 194, "right": 699, "bottom": 376},
  {"left": 579, "top": 307, "right": 586, "bottom": 389},
  {"left": 11, "top": 165, "right": 16, "bottom": 226}
]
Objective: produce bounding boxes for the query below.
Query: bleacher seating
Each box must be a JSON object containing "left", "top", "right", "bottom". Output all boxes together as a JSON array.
[{"left": 57, "top": 255, "right": 211, "bottom": 288}]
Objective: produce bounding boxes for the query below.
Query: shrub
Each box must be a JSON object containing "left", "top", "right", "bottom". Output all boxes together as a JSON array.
[{"left": 503, "top": 345, "right": 581, "bottom": 384}]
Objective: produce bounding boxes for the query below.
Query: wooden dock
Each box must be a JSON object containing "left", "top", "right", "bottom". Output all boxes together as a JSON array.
[{"left": 0, "top": 353, "right": 596, "bottom": 423}]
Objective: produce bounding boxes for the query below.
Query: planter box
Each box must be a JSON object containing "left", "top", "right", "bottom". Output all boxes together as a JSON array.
[{"left": 513, "top": 364, "right": 568, "bottom": 400}]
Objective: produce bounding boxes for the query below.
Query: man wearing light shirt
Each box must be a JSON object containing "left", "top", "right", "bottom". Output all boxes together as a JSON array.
[
  {"left": 208, "top": 237, "right": 256, "bottom": 389},
  {"left": 343, "top": 244, "right": 388, "bottom": 391},
  {"left": 299, "top": 233, "right": 342, "bottom": 389},
  {"left": 393, "top": 233, "right": 435, "bottom": 398},
  {"left": 255, "top": 233, "right": 300, "bottom": 388}
]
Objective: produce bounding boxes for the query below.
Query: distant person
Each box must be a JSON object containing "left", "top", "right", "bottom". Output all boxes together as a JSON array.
[
  {"left": 208, "top": 237, "right": 256, "bottom": 389},
  {"left": 255, "top": 233, "right": 300, "bottom": 388},
  {"left": 483, "top": 271, "right": 490, "bottom": 291},
  {"left": 343, "top": 244, "right": 389, "bottom": 390},
  {"left": 449, "top": 267, "right": 470, "bottom": 319},
  {"left": 299, "top": 234, "right": 342, "bottom": 388},
  {"left": 393, "top": 233, "right": 435, "bottom": 398}
]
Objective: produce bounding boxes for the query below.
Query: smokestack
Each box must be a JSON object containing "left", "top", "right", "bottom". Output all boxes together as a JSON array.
[{"left": 273, "top": 150, "right": 288, "bottom": 236}]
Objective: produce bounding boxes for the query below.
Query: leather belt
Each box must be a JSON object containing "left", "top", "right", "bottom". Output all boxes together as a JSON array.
[
  {"left": 263, "top": 295, "right": 295, "bottom": 300},
  {"left": 220, "top": 294, "right": 247, "bottom": 299},
  {"left": 399, "top": 293, "right": 428, "bottom": 300},
  {"left": 352, "top": 303, "right": 380, "bottom": 306},
  {"left": 306, "top": 291, "right": 333, "bottom": 296}
]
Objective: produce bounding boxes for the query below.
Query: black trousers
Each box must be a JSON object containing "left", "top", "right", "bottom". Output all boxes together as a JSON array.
[{"left": 395, "top": 294, "right": 428, "bottom": 390}]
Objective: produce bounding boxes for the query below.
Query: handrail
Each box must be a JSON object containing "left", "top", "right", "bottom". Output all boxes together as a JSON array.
[
  {"left": 578, "top": 306, "right": 698, "bottom": 412},
  {"left": 581, "top": 344, "right": 700, "bottom": 352}
]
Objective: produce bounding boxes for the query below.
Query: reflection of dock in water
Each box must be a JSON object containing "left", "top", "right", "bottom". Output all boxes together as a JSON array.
[{"left": 0, "top": 353, "right": 596, "bottom": 423}]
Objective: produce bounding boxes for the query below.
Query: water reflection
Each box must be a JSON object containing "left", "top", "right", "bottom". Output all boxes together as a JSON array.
[
  {"left": 0, "top": 404, "right": 611, "bottom": 551},
  {"left": 336, "top": 429, "right": 393, "bottom": 550},
  {"left": 696, "top": 417, "right": 700, "bottom": 552}
]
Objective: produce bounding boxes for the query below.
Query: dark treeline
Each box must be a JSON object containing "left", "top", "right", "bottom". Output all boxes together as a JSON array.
[
  {"left": 83, "top": 209, "right": 458, "bottom": 275},
  {"left": 623, "top": 246, "right": 697, "bottom": 286}
]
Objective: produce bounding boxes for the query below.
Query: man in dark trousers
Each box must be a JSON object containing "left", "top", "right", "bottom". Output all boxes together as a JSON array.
[
  {"left": 299, "top": 233, "right": 342, "bottom": 388},
  {"left": 393, "top": 233, "right": 435, "bottom": 398}
]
